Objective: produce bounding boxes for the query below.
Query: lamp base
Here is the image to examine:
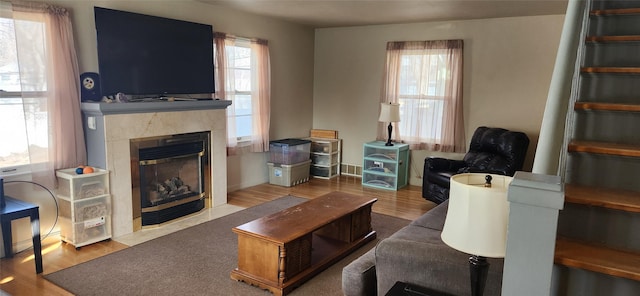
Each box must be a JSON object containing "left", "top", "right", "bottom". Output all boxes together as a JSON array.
[
  {"left": 469, "top": 255, "right": 489, "bottom": 296},
  {"left": 385, "top": 122, "right": 394, "bottom": 146}
]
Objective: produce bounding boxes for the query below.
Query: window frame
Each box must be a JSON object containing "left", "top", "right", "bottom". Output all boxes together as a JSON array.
[
  {"left": 380, "top": 39, "right": 465, "bottom": 152},
  {"left": 218, "top": 38, "right": 254, "bottom": 144}
]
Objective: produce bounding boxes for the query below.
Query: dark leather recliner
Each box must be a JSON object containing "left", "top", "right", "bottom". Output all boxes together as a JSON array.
[{"left": 422, "top": 126, "right": 530, "bottom": 204}]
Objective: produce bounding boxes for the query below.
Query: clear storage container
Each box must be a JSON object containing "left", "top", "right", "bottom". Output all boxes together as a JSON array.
[{"left": 269, "top": 139, "right": 312, "bottom": 165}]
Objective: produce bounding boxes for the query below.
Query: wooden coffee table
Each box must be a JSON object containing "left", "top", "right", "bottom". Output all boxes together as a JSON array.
[{"left": 231, "top": 192, "right": 377, "bottom": 295}]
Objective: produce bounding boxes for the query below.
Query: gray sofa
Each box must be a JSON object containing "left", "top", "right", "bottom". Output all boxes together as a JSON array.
[{"left": 342, "top": 200, "right": 504, "bottom": 295}]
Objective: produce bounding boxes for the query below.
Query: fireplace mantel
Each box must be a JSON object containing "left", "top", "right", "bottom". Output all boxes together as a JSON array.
[
  {"left": 81, "top": 100, "right": 231, "bottom": 237},
  {"left": 81, "top": 100, "right": 232, "bottom": 115}
]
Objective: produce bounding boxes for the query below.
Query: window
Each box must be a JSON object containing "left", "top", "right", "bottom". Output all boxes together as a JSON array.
[
  {"left": 220, "top": 39, "right": 253, "bottom": 142},
  {"left": 214, "top": 33, "right": 270, "bottom": 155},
  {"left": 380, "top": 40, "right": 465, "bottom": 152},
  {"left": 397, "top": 52, "right": 447, "bottom": 141},
  {"left": 0, "top": 14, "right": 48, "bottom": 173},
  {"left": 0, "top": 2, "right": 85, "bottom": 187}
]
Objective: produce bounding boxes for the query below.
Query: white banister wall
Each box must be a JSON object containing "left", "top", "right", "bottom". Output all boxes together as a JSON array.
[
  {"left": 532, "top": 0, "right": 588, "bottom": 176},
  {"left": 503, "top": 172, "right": 564, "bottom": 296},
  {"left": 516, "top": 1, "right": 583, "bottom": 294}
]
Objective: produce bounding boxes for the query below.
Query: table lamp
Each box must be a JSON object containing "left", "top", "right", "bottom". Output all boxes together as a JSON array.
[
  {"left": 379, "top": 102, "right": 400, "bottom": 146},
  {"left": 441, "top": 173, "right": 512, "bottom": 296}
]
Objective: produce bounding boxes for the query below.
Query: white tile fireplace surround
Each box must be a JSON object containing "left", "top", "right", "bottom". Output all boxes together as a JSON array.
[{"left": 81, "top": 100, "right": 231, "bottom": 238}]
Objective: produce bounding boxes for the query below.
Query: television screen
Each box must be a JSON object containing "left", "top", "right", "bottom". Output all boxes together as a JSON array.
[{"left": 94, "top": 7, "right": 214, "bottom": 97}]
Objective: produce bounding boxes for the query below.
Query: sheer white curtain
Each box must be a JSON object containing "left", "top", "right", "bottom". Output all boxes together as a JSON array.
[
  {"left": 379, "top": 40, "right": 465, "bottom": 153},
  {"left": 214, "top": 32, "right": 270, "bottom": 155},
  {"left": 1, "top": 1, "right": 85, "bottom": 187},
  {"left": 250, "top": 38, "right": 271, "bottom": 153}
]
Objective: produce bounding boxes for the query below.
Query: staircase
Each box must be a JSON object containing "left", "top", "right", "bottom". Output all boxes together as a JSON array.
[{"left": 554, "top": 0, "right": 640, "bottom": 294}]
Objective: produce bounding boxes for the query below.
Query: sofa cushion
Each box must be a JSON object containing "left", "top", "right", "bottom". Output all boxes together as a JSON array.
[
  {"left": 409, "top": 200, "right": 449, "bottom": 231},
  {"left": 375, "top": 236, "right": 504, "bottom": 296},
  {"left": 375, "top": 200, "right": 504, "bottom": 295}
]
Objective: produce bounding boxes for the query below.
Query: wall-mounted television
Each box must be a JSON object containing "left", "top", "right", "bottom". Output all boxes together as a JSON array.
[{"left": 94, "top": 7, "right": 214, "bottom": 97}]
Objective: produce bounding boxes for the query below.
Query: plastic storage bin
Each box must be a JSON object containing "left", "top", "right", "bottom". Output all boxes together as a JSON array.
[
  {"left": 56, "top": 168, "right": 109, "bottom": 200},
  {"left": 267, "top": 160, "right": 311, "bottom": 187},
  {"left": 269, "top": 139, "right": 311, "bottom": 165},
  {"left": 307, "top": 138, "right": 341, "bottom": 179},
  {"left": 56, "top": 168, "right": 112, "bottom": 248},
  {"left": 311, "top": 139, "right": 339, "bottom": 153},
  {"left": 57, "top": 194, "right": 110, "bottom": 222},
  {"left": 311, "top": 153, "right": 339, "bottom": 166},
  {"left": 310, "top": 165, "right": 339, "bottom": 178},
  {"left": 59, "top": 216, "right": 111, "bottom": 247},
  {"left": 362, "top": 141, "right": 409, "bottom": 190}
]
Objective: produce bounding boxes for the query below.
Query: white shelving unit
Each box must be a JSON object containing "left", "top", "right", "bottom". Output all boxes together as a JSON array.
[
  {"left": 307, "top": 138, "right": 341, "bottom": 179},
  {"left": 55, "top": 168, "right": 112, "bottom": 248}
]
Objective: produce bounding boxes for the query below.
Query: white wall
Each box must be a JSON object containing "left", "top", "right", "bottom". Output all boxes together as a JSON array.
[{"left": 313, "top": 15, "right": 565, "bottom": 185}]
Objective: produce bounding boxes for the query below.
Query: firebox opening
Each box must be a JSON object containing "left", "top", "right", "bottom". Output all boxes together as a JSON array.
[{"left": 130, "top": 132, "right": 210, "bottom": 227}]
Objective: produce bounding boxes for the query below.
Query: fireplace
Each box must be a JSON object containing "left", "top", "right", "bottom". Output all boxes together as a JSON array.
[
  {"left": 130, "top": 132, "right": 211, "bottom": 226},
  {"left": 81, "top": 100, "right": 231, "bottom": 236}
]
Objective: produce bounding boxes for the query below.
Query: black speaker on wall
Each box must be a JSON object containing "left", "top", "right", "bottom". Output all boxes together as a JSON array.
[{"left": 80, "top": 72, "right": 102, "bottom": 102}]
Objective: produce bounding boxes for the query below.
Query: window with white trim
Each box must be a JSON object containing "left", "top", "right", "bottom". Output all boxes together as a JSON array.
[
  {"left": 224, "top": 39, "right": 253, "bottom": 142},
  {"left": 214, "top": 33, "right": 271, "bottom": 154}
]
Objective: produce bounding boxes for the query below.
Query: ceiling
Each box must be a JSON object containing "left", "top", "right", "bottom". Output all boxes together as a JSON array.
[{"left": 197, "top": 0, "right": 569, "bottom": 28}]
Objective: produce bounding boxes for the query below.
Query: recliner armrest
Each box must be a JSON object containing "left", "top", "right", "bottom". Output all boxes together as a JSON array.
[{"left": 425, "top": 157, "right": 466, "bottom": 172}]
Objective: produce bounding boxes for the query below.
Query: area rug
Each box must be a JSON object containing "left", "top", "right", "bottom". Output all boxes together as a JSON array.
[{"left": 45, "top": 195, "right": 410, "bottom": 295}]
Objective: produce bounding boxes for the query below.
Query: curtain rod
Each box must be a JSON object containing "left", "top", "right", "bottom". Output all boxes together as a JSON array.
[{"left": 214, "top": 31, "right": 267, "bottom": 45}]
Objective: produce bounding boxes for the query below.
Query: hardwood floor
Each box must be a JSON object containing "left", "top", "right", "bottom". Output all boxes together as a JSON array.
[{"left": 0, "top": 175, "right": 434, "bottom": 295}]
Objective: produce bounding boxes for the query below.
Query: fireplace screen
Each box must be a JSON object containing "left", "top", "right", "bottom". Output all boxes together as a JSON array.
[
  {"left": 139, "top": 142, "right": 203, "bottom": 207},
  {"left": 131, "top": 132, "right": 209, "bottom": 226}
]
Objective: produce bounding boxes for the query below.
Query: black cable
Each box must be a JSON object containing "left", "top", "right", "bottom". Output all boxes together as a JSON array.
[{"left": 5, "top": 180, "right": 59, "bottom": 243}]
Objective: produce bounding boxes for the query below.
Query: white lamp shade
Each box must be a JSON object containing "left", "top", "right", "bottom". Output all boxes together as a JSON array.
[
  {"left": 378, "top": 102, "right": 401, "bottom": 122},
  {"left": 441, "top": 173, "right": 512, "bottom": 258}
]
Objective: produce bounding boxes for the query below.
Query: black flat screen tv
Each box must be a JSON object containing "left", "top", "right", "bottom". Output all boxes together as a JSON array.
[{"left": 94, "top": 7, "right": 214, "bottom": 97}]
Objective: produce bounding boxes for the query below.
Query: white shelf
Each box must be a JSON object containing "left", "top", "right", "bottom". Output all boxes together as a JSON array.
[
  {"left": 56, "top": 168, "right": 112, "bottom": 248},
  {"left": 307, "top": 138, "right": 341, "bottom": 179}
]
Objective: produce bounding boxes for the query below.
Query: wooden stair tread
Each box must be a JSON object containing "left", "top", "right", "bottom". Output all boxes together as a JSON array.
[
  {"left": 568, "top": 140, "right": 640, "bottom": 157},
  {"left": 582, "top": 67, "right": 640, "bottom": 74},
  {"left": 575, "top": 102, "right": 640, "bottom": 112},
  {"left": 591, "top": 8, "right": 640, "bottom": 16},
  {"left": 587, "top": 35, "right": 640, "bottom": 42},
  {"left": 565, "top": 184, "right": 640, "bottom": 213},
  {"left": 555, "top": 237, "right": 640, "bottom": 281}
]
